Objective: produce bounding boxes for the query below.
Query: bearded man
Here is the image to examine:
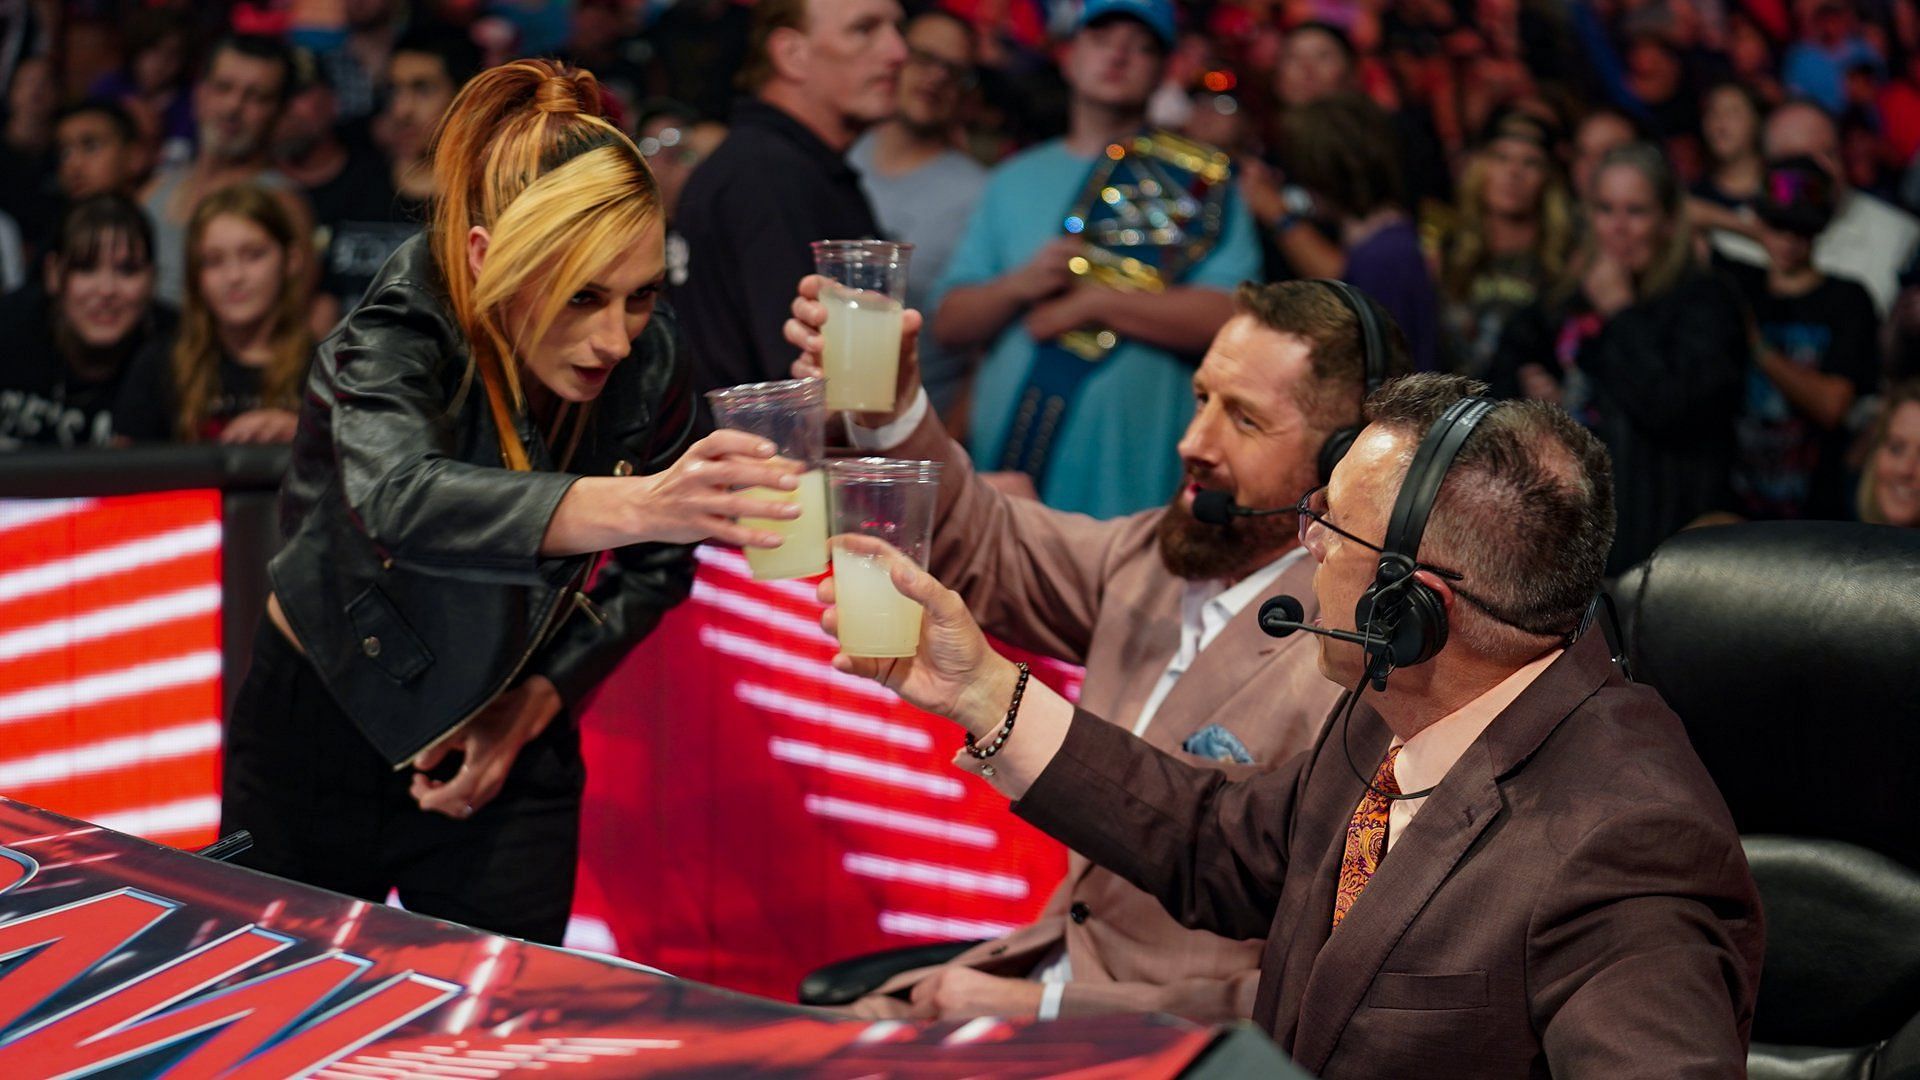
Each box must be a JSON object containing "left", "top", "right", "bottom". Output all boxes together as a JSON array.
[{"left": 784, "top": 277, "right": 1412, "bottom": 1023}]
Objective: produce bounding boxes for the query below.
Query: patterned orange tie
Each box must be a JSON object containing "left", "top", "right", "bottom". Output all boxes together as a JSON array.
[{"left": 1332, "top": 744, "right": 1402, "bottom": 930}]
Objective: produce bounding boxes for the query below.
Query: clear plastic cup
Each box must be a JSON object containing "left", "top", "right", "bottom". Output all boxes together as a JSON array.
[
  {"left": 811, "top": 240, "right": 913, "bottom": 412},
  {"left": 827, "top": 458, "right": 942, "bottom": 657},
  {"left": 705, "top": 378, "right": 829, "bottom": 580}
]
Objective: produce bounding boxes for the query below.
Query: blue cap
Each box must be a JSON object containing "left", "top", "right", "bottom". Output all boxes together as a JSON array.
[{"left": 1075, "top": 0, "right": 1177, "bottom": 50}]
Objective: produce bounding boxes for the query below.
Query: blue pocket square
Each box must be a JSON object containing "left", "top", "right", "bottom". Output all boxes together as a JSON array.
[{"left": 1183, "top": 724, "right": 1255, "bottom": 764}]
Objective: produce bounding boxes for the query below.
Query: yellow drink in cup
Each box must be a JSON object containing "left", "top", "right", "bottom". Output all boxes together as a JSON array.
[
  {"left": 828, "top": 458, "right": 942, "bottom": 658},
  {"left": 741, "top": 469, "right": 829, "bottom": 581},
  {"left": 705, "top": 378, "right": 830, "bottom": 580},
  {"left": 830, "top": 548, "right": 924, "bottom": 657},
  {"left": 811, "top": 240, "right": 913, "bottom": 414},
  {"left": 820, "top": 285, "right": 905, "bottom": 412}
]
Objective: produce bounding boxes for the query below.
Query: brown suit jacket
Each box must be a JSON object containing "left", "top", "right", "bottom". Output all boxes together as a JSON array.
[
  {"left": 1015, "top": 630, "right": 1764, "bottom": 1078},
  {"left": 870, "top": 410, "right": 1340, "bottom": 1020}
]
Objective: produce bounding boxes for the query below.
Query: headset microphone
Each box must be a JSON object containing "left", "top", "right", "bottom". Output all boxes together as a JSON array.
[
  {"left": 1259, "top": 594, "right": 1382, "bottom": 646},
  {"left": 1257, "top": 595, "right": 1396, "bottom": 688},
  {"left": 1192, "top": 490, "right": 1295, "bottom": 527}
]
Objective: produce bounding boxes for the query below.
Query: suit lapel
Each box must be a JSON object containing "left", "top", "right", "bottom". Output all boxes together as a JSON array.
[
  {"left": 1285, "top": 632, "right": 1619, "bottom": 1073},
  {"left": 1263, "top": 774, "right": 1351, "bottom": 1047},
  {"left": 1290, "top": 738, "right": 1504, "bottom": 1074},
  {"left": 1086, "top": 562, "right": 1183, "bottom": 729},
  {"left": 1146, "top": 553, "right": 1319, "bottom": 751}
]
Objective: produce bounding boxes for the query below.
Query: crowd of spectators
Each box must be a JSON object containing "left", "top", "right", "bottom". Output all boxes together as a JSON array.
[{"left": 4, "top": 0, "right": 1920, "bottom": 564}]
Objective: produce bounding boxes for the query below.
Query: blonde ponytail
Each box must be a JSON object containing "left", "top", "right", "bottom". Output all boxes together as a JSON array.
[{"left": 424, "top": 59, "right": 658, "bottom": 469}]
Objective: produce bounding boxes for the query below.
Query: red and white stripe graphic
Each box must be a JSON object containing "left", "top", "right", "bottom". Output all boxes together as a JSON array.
[
  {"left": 0, "top": 491, "right": 224, "bottom": 848},
  {"left": 692, "top": 548, "right": 1023, "bottom": 896},
  {"left": 570, "top": 544, "right": 1071, "bottom": 994}
]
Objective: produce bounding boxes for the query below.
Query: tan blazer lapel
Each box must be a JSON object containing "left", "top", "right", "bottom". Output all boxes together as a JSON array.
[
  {"left": 1144, "top": 553, "right": 1320, "bottom": 755},
  {"left": 1290, "top": 741, "right": 1505, "bottom": 1074},
  {"left": 1082, "top": 560, "right": 1183, "bottom": 729}
]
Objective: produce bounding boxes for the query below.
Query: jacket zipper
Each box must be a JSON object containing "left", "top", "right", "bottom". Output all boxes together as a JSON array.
[{"left": 573, "top": 590, "right": 607, "bottom": 626}]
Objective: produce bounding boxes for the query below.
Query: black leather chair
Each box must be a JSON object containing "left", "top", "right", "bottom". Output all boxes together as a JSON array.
[
  {"left": 1741, "top": 837, "right": 1920, "bottom": 1078},
  {"left": 1612, "top": 521, "right": 1920, "bottom": 869},
  {"left": 1612, "top": 522, "right": 1920, "bottom": 1076},
  {"left": 798, "top": 938, "right": 980, "bottom": 1007}
]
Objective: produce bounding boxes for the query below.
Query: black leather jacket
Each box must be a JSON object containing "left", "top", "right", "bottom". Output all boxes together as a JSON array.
[{"left": 270, "top": 234, "right": 696, "bottom": 765}]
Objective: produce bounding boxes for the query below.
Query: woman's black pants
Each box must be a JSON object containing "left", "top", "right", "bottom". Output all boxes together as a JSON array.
[{"left": 220, "top": 618, "right": 583, "bottom": 944}]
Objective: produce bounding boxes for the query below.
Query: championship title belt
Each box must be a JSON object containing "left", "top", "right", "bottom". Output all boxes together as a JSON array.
[{"left": 999, "top": 130, "right": 1233, "bottom": 483}]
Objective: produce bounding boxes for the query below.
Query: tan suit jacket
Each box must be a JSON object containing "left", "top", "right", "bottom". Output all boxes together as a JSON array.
[
  {"left": 869, "top": 410, "right": 1340, "bottom": 1020},
  {"left": 1016, "top": 630, "right": 1765, "bottom": 1078}
]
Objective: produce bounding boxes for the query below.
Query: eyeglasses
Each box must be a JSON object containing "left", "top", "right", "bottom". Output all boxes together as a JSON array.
[
  {"left": 1295, "top": 484, "right": 1549, "bottom": 630},
  {"left": 906, "top": 46, "right": 978, "bottom": 89},
  {"left": 1294, "top": 485, "right": 1462, "bottom": 580},
  {"left": 638, "top": 127, "right": 682, "bottom": 157}
]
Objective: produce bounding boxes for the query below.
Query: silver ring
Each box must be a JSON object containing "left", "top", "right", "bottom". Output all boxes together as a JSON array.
[{"left": 462, "top": 803, "right": 475, "bottom": 818}]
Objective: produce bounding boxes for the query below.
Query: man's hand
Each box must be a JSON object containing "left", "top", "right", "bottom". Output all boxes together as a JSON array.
[
  {"left": 910, "top": 967, "right": 1046, "bottom": 1020},
  {"left": 842, "top": 993, "right": 918, "bottom": 1021},
  {"left": 818, "top": 535, "right": 1018, "bottom": 738},
  {"left": 1014, "top": 237, "right": 1086, "bottom": 305},
  {"left": 410, "top": 675, "right": 563, "bottom": 818},
  {"left": 785, "top": 274, "right": 925, "bottom": 427},
  {"left": 1582, "top": 252, "right": 1635, "bottom": 317},
  {"left": 1023, "top": 286, "right": 1107, "bottom": 343}
]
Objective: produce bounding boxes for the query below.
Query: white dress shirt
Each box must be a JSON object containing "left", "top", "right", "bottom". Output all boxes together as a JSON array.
[{"left": 1128, "top": 549, "right": 1307, "bottom": 736}]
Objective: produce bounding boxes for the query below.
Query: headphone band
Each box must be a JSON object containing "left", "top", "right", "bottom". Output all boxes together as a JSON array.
[
  {"left": 1311, "top": 280, "right": 1390, "bottom": 486},
  {"left": 1382, "top": 396, "right": 1497, "bottom": 568},
  {"left": 1313, "top": 279, "right": 1387, "bottom": 398}
]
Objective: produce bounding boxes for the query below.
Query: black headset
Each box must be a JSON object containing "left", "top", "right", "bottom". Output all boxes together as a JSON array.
[
  {"left": 1355, "top": 394, "right": 1498, "bottom": 691},
  {"left": 1312, "top": 279, "right": 1390, "bottom": 486},
  {"left": 1305, "top": 278, "right": 1490, "bottom": 690}
]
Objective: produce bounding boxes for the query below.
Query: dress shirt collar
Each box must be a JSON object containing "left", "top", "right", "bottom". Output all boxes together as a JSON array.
[
  {"left": 1392, "top": 647, "right": 1565, "bottom": 805},
  {"left": 1180, "top": 546, "right": 1308, "bottom": 644}
]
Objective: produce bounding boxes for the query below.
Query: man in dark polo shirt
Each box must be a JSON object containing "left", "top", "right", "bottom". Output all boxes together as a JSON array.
[{"left": 672, "top": 0, "right": 907, "bottom": 393}]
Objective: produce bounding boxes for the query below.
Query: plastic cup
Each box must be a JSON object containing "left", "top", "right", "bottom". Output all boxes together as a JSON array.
[
  {"left": 811, "top": 240, "right": 912, "bottom": 412},
  {"left": 827, "top": 458, "right": 942, "bottom": 657},
  {"left": 704, "top": 378, "right": 829, "bottom": 580}
]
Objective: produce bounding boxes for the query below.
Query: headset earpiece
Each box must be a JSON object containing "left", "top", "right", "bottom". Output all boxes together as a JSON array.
[
  {"left": 1355, "top": 396, "right": 1496, "bottom": 689},
  {"left": 1353, "top": 554, "right": 1440, "bottom": 682},
  {"left": 1317, "top": 426, "right": 1358, "bottom": 486},
  {"left": 1313, "top": 280, "right": 1388, "bottom": 485}
]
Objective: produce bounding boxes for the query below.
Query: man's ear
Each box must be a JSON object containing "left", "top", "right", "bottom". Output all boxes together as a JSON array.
[
  {"left": 1412, "top": 568, "right": 1454, "bottom": 614},
  {"left": 767, "top": 25, "right": 811, "bottom": 85},
  {"left": 43, "top": 254, "right": 63, "bottom": 294},
  {"left": 466, "top": 225, "right": 490, "bottom": 282}
]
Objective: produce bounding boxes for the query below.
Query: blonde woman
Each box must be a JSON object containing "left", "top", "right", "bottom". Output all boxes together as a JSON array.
[
  {"left": 1493, "top": 142, "right": 1749, "bottom": 575},
  {"left": 1430, "top": 109, "right": 1575, "bottom": 379},
  {"left": 1859, "top": 380, "right": 1920, "bottom": 526},
  {"left": 115, "top": 183, "right": 310, "bottom": 443},
  {"left": 221, "top": 59, "right": 804, "bottom": 943}
]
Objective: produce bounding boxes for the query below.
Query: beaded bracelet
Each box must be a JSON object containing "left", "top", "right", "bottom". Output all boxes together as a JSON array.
[{"left": 964, "top": 662, "right": 1030, "bottom": 778}]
